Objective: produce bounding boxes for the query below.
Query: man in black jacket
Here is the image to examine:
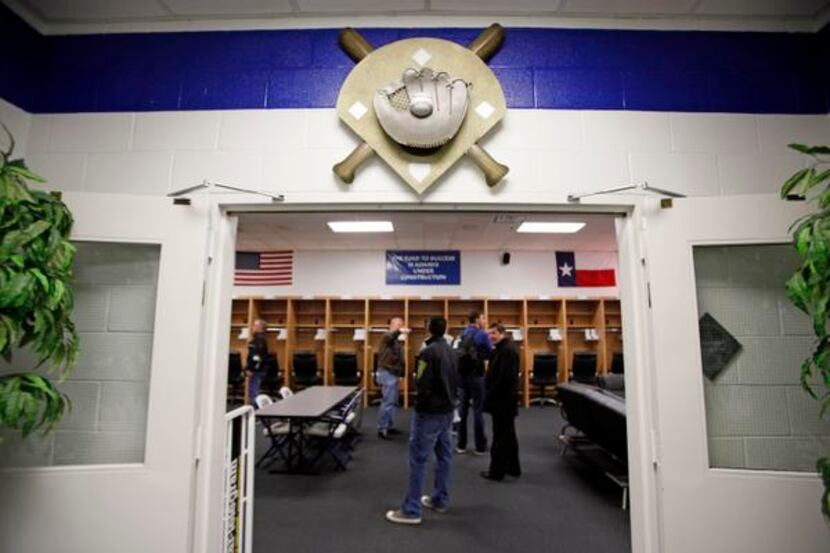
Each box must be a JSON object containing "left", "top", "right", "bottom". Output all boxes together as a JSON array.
[
  {"left": 481, "top": 323, "right": 521, "bottom": 481},
  {"left": 386, "top": 317, "right": 458, "bottom": 525}
]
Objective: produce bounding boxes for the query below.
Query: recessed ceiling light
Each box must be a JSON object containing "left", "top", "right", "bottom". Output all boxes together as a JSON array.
[
  {"left": 516, "top": 222, "right": 585, "bottom": 234},
  {"left": 327, "top": 221, "right": 394, "bottom": 233}
]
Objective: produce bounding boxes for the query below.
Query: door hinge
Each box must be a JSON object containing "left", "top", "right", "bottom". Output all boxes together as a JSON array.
[{"left": 646, "top": 282, "right": 652, "bottom": 308}]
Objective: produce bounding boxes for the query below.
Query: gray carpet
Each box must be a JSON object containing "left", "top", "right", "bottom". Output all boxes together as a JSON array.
[{"left": 253, "top": 406, "right": 631, "bottom": 553}]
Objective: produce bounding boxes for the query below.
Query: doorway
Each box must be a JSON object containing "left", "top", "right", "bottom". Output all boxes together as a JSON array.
[{"left": 224, "top": 209, "right": 638, "bottom": 553}]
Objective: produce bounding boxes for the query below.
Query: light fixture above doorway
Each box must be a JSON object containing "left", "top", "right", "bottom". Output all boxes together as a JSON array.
[
  {"left": 516, "top": 222, "right": 585, "bottom": 233},
  {"left": 327, "top": 221, "right": 394, "bottom": 233}
]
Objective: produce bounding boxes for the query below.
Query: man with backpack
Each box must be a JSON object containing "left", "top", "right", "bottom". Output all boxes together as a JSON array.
[{"left": 455, "top": 310, "right": 493, "bottom": 455}]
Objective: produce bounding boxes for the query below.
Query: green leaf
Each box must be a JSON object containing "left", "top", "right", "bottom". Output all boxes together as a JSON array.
[
  {"left": 782, "top": 167, "right": 811, "bottom": 198},
  {"left": 789, "top": 143, "right": 830, "bottom": 155}
]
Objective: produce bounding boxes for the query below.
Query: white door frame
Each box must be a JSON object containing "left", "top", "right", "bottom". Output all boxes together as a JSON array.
[{"left": 192, "top": 197, "right": 662, "bottom": 553}]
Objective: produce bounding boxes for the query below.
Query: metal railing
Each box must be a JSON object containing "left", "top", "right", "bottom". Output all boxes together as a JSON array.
[{"left": 223, "top": 405, "right": 255, "bottom": 553}]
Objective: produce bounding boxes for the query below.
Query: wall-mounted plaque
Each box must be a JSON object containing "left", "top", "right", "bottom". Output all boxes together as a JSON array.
[{"left": 698, "top": 312, "right": 742, "bottom": 380}]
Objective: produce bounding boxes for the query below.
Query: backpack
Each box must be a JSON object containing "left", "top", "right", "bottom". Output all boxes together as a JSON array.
[{"left": 456, "top": 332, "right": 480, "bottom": 376}]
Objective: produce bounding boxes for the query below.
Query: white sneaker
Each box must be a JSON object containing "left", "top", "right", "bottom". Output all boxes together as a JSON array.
[
  {"left": 385, "top": 509, "right": 422, "bottom": 525},
  {"left": 421, "top": 495, "right": 448, "bottom": 514},
  {"left": 472, "top": 449, "right": 488, "bottom": 456},
  {"left": 454, "top": 447, "right": 467, "bottom": 454}
]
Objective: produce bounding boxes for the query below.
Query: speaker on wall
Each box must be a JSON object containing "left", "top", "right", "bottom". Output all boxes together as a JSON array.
[{"left": 502, "top": 252, "right": 511, "bottom": 265}]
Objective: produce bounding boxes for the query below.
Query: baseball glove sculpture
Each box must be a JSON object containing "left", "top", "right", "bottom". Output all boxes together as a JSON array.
[{"left": 373, "top": 67, "right": 470, "bottom": 149}]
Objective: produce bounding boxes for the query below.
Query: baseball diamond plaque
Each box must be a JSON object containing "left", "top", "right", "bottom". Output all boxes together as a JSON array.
[{"left": 333, "top": 24, "right": 509, "bottom": 194}]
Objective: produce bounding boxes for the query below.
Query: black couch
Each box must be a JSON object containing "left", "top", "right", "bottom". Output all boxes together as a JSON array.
[{"left": 557, "top": 379, "right": 627, "bottom": 464}]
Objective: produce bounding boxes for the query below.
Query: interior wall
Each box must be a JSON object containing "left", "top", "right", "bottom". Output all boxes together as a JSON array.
[{"left": 233, "top": 249, "right": 618, "bottom": 298}]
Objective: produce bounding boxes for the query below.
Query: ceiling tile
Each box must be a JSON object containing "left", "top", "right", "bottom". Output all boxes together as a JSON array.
[
  {"left": 694, "top": 0, "right": 828, "bottom": 16},
  {"left": 430, "top": 0, "right": 563, "bottom": 11},
  {"left": 25, "top": 0, "right": 170, "bottom": 20},
  {"left": 296, "top": 0, "right": 426, "bottom": 13},
  {"left": 163, "top": 0, "right": 293, "bottom": 16},
  {"left": 561, "top": 0, "right": 697, "bottom": 15}
]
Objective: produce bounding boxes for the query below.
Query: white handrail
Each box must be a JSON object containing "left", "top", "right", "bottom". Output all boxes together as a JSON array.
[{"left": 223, "top": 405, "right": 255, "bottom": 553}]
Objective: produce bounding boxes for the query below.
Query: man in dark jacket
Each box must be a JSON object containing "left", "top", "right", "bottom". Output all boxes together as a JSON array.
[
  {"left": 386, "top": 317, "right": 458, "bottom": 525},
  {"left": 481, "top": 323, "right": 521, "bottom": 481},
  {"left": 455, "top": 310, "right": 493, "bottom": 455},
  {"left": 376, "top": 316, "right": 409, "bottom": 440}
]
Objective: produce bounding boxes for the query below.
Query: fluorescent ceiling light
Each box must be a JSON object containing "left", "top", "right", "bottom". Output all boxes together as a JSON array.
[
  {"left": 516, "top": 221, "right": 585, "bottom": 234},
  {"left": 327, "top": 221, "right": 394, "bottom": 233}
]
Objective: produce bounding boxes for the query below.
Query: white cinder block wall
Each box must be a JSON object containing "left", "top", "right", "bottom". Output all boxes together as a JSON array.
[
  {"left": 16, "top": 107, "right": 830, "bottom": 204},
  {"left": 0, "top": 242, "right": 159, "bottom": 467},
  {"left": 696, "top": 244, "right": 830, "bottom": 472}
]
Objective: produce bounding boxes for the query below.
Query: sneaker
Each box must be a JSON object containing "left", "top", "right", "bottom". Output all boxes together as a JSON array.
[
  {"left": 378, "top": 430, "right": 392, "bottom": 440},
  {"left": 421, "top": 495, "right": 448, "bottom": 514},
  {"left": 385, "top": 509, "right": 422, "bottom": 525},
  {"left": 454, "top": 447, "right": 467, "bottom": 454},
  {"left": 388, "top": 428, "right": 403, "bottom": 436},
  {"left": 472, "top": 449, "right": 488, "bottom": 456}
]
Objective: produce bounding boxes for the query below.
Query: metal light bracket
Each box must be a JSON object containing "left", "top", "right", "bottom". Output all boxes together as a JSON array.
[{"left": 567, "top": 181, "right": 686, "bottom": 203}]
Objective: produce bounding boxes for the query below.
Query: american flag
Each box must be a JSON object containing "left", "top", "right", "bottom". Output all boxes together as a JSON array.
[{"left": 234, "top": 251, "right": 293, "bottom": 286}]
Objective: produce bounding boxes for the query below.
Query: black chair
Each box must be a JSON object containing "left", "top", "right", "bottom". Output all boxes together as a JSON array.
[
  {"left": 610, "top": 352, "right": 624, "bottom": 374},
  {"left": 530, "top": 352, "right": 558, "bottom": 406},
  {"left": 333, "top": 352, "right": 361, "bottom": 386},
  {"left": 261, "top": 353, "right": 281, "bottom": 395},
  {"left": 227, "top": 352, "right": 244, "bottom": 401},
  {"left": 570, "top": 351, "right": 598, "bottom": 384},
  {"left": 292, "top": 351, "right": 321, "bottom": 388}
]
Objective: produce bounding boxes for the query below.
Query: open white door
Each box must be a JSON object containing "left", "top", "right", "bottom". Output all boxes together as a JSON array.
[
  {"left": 0, "top": 192, "right": 210, "bottom": 553},
  {"left": 644, "top": 194, "right": 829, "bottom": 552}
]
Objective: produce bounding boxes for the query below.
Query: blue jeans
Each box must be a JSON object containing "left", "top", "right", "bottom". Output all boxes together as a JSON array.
[
  {"left": 376, "top": 368, "right": 400, "bottom": 431},
  {"left": 401, "top": 412, "right": 454, "bottom": 517},
  {"left": 457, "top": 374, "right": 487, "bottom": 452},
  {"left": 247, "top": 371, "right": 262, "bottom": 406}
]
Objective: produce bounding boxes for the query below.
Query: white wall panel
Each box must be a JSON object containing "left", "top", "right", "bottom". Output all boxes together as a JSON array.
[
  {"left": 756, "top": 115, "right": 830, "bottom": 153},
  {"left": 219, "top": 109, "right": 306, "bottom": 150},
  {"left": 25, "top": 152, "right": 87, "bottom": 191},
  {"left": 49, "top": 113, "right": 133, "bottom": 152},
  {"left": 172, "top": 150, "right": 262, "bottom": 191},
  {"left": 717, "top": 152, "right": 806, "bottom": 196},
  {"left": 583, "top": 111, "right": 672, "bottom": 152},
  {"left": 670, "top": 113, "right": 759, "bottom": 153},
  {"left": 629, "top": 151, "right": 719, "bottom": 197},
  {"left": 85, "top": 151, "right": 173, "bottom": 194},
  {"left": 133, "top": 111, "right": 219, "bottom": 151}
]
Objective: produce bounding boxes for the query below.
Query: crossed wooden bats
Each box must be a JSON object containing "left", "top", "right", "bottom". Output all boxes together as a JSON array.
[{"left": 332, "top": 24, "right": 510, "bottom": 188}]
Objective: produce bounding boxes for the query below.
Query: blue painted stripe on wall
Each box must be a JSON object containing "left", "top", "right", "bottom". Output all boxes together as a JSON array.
[{"left": 1, "top": 4, "right": 827, "bottom": 114}]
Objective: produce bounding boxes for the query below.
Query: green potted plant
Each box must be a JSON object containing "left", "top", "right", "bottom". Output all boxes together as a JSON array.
[
  {"left": 0, "top": 124, "right": 78, "bottom": 439},
  {"left": 781, "top": 144, "right": 830, "bottom": 517}
]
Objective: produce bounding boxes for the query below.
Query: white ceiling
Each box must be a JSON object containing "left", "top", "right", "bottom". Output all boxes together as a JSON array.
[
  {"left": 236, "top": 211, "right": 618, "bottom": 252},
  {"left": 5, "top": 0, "right": 830, "bottom": 32}
]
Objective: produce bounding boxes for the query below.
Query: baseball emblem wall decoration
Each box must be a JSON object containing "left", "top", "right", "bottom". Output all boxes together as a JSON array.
[{"left": 333, "top": 24, "right": 509, "bottom": 194}]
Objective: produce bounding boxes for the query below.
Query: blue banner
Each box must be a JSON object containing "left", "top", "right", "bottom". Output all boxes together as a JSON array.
[{"left": 386, "top": 250, "right": 461, "bottom": 285}]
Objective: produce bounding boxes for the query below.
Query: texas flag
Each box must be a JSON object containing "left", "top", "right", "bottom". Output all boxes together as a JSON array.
[{"left": 555, "top": 251, "right": 617, "bottom": 287}]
